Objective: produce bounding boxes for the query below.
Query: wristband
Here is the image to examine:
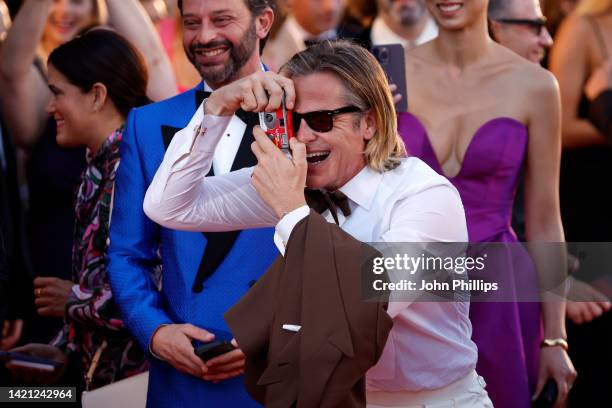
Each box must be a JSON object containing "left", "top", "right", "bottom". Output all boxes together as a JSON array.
[{"left": 540, "top": 338, "right": 569, "bottom": 351}]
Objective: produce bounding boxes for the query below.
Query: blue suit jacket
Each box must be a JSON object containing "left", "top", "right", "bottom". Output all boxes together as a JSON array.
[{"left": 107, "top": 83, "right": 277, "bottom": 407}]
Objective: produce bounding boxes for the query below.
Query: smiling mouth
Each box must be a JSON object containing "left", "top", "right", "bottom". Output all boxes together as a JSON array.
[
  {"left": 52, "top": 20, "right": 76, "bottom": 33},
  {"left": 306, "top": 151, "right": 330, "bottom": 164},
  {"left": 437, "top": 2, "right": 463, "bottom": 13},
  {"left": 200, "top": 48, "right": 227, "bottom": 57},
  {"left": 194, "top": 46, "right": 230, "bottom": 61}
]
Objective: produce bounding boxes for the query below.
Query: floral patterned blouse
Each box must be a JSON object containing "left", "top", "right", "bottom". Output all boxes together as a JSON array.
[{"left": 52, "top": 127, "right": 148, "bottom": 389}]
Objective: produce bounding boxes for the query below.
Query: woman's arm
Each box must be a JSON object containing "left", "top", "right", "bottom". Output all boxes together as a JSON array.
[
  {"left": 105, "top": 0, "right": 177, "bottom": 100},
  {"left": 524, "top": 67, "right": 577, "bottom": 402},
  {"left": 550, "top": 14, "right": 605, "bottom": 149},
  {"left": 0, "top": 0, "right": 54, "bottom": 148}
]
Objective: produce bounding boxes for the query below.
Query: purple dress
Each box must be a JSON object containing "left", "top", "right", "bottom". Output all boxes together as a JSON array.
[{"left": 399, "top": 112, "right": 543, "bottom": 408}]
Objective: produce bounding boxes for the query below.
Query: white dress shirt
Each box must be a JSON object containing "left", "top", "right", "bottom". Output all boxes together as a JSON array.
[
  {"left": 371, "top": 16, "right": 438, "bottom": 49},
  {"left": 144, "top": 104, "right": 479, "bottom": 391}
]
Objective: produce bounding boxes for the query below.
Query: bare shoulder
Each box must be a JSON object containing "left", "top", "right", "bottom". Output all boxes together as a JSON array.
[
  {"left": 557, "top": 13, "right": 595, "bottom": 39},
  {"left": 492, "top": 44, "right": 558, "bottom": 97},
  {"left": 522, "top": 64, "right": 559, "bottom": 101}
]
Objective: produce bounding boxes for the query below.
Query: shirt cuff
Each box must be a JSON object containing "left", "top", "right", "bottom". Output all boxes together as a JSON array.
[
  {"left": 191, "top": 114, "right": 234, "bottom": 153},
  {"left": 166, "top": 102, "right": 232, "bottom": 172},
  {"left": 273, "top": 205, "right": 310, "bottom": 255}
]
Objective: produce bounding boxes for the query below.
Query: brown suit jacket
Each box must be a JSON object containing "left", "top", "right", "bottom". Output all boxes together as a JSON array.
[{"left": 225, "top": 211, "right": 393, "bottom": 408}]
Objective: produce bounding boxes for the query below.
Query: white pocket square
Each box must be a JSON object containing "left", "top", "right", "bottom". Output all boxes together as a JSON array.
[{"left": 282, "top": 324, "right": 301, "bottom": 332}]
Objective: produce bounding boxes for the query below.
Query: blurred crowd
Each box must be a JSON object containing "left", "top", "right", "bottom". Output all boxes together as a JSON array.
[{"left": 0, "top": 0, "right": 611, "bottom": 407}]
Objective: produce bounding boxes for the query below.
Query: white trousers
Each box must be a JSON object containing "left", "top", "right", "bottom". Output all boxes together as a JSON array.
[{"left": 366, "top": 370, "right": 494, "bottom": 408}]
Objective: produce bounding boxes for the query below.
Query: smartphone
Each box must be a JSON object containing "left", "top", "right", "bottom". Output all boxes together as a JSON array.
[
  {"left": 259, "top": 92, "right": 294, "bottom": 154},
  {"left": 194, "top": 341, "right": 236, "bottom": 362},
  {"left": 371, "top": 44, "right": 408, "bottom": 112},
  {"left": 0, "top": 351, "right": 62, "bottom": 372}
]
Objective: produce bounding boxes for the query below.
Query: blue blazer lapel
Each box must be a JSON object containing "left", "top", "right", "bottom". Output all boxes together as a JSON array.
[{"left": 157, "top": 83, "right": 260, "bottom": 293}]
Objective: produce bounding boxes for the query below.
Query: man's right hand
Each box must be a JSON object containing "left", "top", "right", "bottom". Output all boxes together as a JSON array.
[
  {"left": 566, "top": 276, "right": 611, "bottom": 324},
  {"left": 205, "top": 71, "right": 295, "bottom": 116},
  {"left": 150, "top": 324, "right": 213, "bottom": 378}
]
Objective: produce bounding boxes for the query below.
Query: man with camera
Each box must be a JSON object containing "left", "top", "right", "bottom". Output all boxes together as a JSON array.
[{"left": 144, "top": 41, "right": 493, "bottom": 407}]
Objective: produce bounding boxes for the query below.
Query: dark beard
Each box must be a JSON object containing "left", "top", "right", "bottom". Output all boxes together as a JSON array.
[{"left": 187, "top": 19, "right": 257, "bottom": 85}]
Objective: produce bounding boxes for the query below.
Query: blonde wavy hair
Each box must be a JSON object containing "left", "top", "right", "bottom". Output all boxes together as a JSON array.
[
  {"left": 576, "top": 0, "right": 612, "bottom": 16},
  {"left": 280, "top": 40, "right": 406, "bottom": 172}
]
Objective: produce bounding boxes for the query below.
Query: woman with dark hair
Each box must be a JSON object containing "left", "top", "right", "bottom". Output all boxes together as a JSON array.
[
  {"left": 8, "top": 28, "right": 151, "bottom": 391},
  {"left": 398, "top": 1, "right": 576, "bottom": 408},
  {"left": 0, "top": 1, "right": 174, "bottom": 345}
]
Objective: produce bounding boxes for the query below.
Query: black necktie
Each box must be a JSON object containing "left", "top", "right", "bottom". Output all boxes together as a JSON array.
[
  {"left": 195, "top": 90, "right": 212, "bottom": 107},
  {"left": 304, "top": 188, "right": 351, "bottom": 225}
]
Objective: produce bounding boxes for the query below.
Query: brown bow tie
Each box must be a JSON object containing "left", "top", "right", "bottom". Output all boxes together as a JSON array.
[{"left": 304, "top": 188, "right": 352, "bottom": 225}]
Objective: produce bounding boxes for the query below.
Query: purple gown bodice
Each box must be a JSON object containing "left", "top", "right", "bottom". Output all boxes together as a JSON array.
[{"left": 399, "top": 112, "right": 527, "bottom": 242}]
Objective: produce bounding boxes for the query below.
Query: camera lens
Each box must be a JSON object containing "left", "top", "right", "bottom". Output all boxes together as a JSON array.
[
  {"left": 379, "top": 48, "right": 389, "bottom": 64},
  {"left": 264, "top": 113, "right": 275, "bottom": 127}
]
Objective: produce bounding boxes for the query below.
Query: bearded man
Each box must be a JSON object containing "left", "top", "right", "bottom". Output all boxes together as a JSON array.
[{"left": 106, "top": 1, "right": 278, "bottom": 406}]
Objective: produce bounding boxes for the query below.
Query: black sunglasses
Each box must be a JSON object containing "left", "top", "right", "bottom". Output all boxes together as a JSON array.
[
  {"left": 494, "top": 17, "right": 548, "bottom": 36},
  {"left": 292, "top": 106, "right": 361, "bottom": 133}
]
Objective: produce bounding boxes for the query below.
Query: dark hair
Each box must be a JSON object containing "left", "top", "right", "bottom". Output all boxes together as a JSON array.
[
  {"left": 487, "top": 0, "right": 510, "bottom": 20},
  {"left": 487, "top": 0, "right": 511, "bottom": 42},
  {"left": 177, "top": 0, "right": 276, "bottom": 51},
  {"left": 48, "top": 29, "right": 149, "bottom": 118}
]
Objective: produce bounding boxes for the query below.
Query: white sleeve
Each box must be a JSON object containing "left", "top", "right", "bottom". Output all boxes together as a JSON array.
[
  {"left": 143, "top": 103, "right": 278, "bottom": 232},
  {"left": 381, "top": 181, "right": 468, "bottom": 318}
]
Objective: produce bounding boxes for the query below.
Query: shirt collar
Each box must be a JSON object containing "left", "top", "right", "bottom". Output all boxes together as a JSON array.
[
  {"left": 337, "top": 165, "right": 384, "bottom": 211},
  {"left": 371, "top": 16, "right": 438, "bottom": 48},
  {"left": 286, "top": 15, "right": 337, "bottom": 43}
]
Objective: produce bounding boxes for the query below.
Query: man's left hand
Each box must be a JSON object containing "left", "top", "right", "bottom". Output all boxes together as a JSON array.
[
  {"left": 251, "top": 128, "right": 308, "bottom": 218},
  {"left": 33, "top": 277, "right": 73, "bottom": 317},
  {"left": 203, "top": 339, "right": 245, "bottom": 382}
]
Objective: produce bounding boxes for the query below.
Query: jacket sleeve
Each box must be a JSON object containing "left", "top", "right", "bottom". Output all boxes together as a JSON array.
[
  {"left": 107, "top": 108, "right": 172, "bottom": 354},
  {"left": 589, "top": 90, "right": 612, "bottom": 145}
]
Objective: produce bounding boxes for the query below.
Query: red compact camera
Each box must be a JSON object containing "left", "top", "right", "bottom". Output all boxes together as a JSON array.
[{"left": 259, "top": 93, "right": 294, "bottom": 154}]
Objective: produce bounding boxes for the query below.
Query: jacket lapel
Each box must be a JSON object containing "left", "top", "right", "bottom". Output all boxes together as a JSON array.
[{"left": 155, "top": 86, "right": 260, "bottom": 292}]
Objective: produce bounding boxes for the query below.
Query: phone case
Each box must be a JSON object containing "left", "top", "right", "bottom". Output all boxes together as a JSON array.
[
  {"left": 194, "top": 341, "right": 236, "bottom": 361},
  {"left": 371, "top": 44, "right": 408, "bottom": 112}
]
